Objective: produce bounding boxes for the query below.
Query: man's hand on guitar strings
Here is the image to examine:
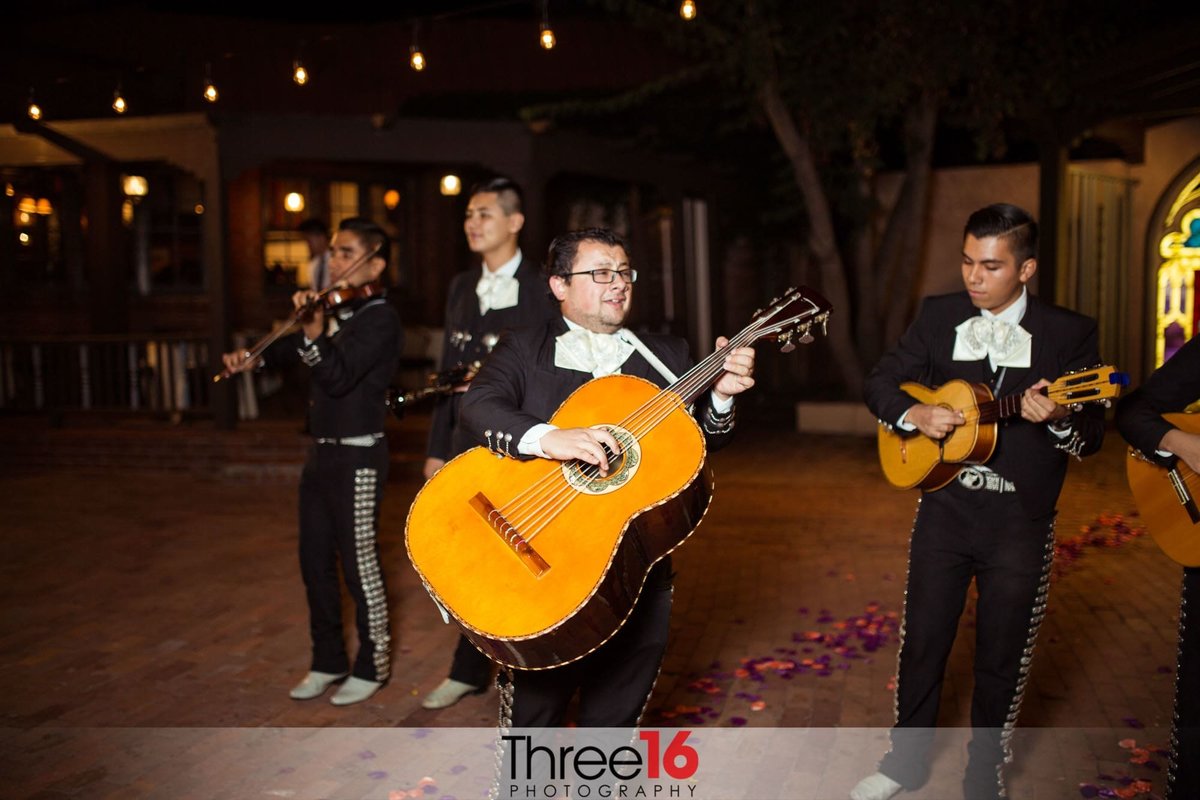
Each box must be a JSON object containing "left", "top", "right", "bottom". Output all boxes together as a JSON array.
[
  {"left": 712, "top": 335, "right": 757, "bottom": 401},
  {"left": 540, "top": 427, "right": 623, "bottom": 477},
  {"left": 908, "top": 404, "right": 965, "bottom": 440},
  {"left": 1021, "top": 379, "right": 1070, "bottom": 425}
]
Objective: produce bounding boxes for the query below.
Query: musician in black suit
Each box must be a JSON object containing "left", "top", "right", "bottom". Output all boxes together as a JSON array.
[
  {"left": 457, "top": 226, "right": 756, "bottom": 727},
  {"left": 854, "top": 204, "right": 1106, "bottom": 800},
  {"left": 421, "top": 177, "right": 558, "bottom": 710},
  {"left": 1115, "top": 333, "right": 1200, "bottom": 800},
  {"left": 222, "top": 218, "right": 402, "bottom": 707}
]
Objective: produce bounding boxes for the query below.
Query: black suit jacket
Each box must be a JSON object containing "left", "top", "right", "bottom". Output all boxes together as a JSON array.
[
  {"left": 863, "top": 291, "right": 1106, "bottom": 519},
  {"left": 458, "top": 316, "right": 736, "bottom": 456},
  {"left": 263, "top": 295, "right": 403, "bottom": 439},
  {"left": 1116, "top": 334, "right": 1200, "bottom": 465},
  {"left": 426, "top": 256, "right": 557, "bottom": 461}
]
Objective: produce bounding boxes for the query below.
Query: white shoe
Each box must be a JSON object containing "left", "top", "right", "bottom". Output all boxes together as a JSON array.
[
  {"left": 421, "top": 678, "right": 482, "bottom": 710},
  {"left": 288, "top": 670, "right": 348, "bottom": 700},
  {"left": 330, "top": 676, "right": 382, "bottom": 706},
  {"left": 850, "top": 772, "right": 902, "bottom": 800}
]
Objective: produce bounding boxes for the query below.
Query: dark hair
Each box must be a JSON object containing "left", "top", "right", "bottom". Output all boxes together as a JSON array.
[
  {"left": 297, "top": 217, "right": 329, "bottom": 237},
  {"left": 337, "top": 217, "right": 390, "bottom": 266},
  {"left": 545, "top": 227, "right": 629, "bottom": 281},
  {"left": 964, "top": 203, "right": 1038, "bottom": 264},
  {"left": 469, "top": 176, "right": 524, "bottom": 216}
]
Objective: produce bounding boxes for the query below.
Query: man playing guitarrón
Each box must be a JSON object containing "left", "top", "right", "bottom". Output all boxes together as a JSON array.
[{"left": 455, "top": 227, "right": 757, "bottom": 727}]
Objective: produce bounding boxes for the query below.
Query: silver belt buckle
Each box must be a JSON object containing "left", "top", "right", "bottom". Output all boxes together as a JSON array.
[
  {"left": 958, "top": 467, "right": 987, "bottom": 491},
  {"left": 957, "top": 467, "right": 1014, "bottom": 493}
]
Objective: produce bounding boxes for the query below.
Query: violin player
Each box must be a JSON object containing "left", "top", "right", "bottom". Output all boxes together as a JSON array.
[{"left": 221, "top": 217, "right": 403, "bottom": 706}]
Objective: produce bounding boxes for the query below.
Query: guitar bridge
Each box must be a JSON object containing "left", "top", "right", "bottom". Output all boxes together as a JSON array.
[{"left": 469, "top": 492, "right": 551, "bottom": 577}]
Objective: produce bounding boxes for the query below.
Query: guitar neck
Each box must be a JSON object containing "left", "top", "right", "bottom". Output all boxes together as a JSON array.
[
  {"left": 978, "top": 392, "right": 1024, "bottom": 424},
  {"left": 670, "top": 330, "right": 756, "bottom": 406}
]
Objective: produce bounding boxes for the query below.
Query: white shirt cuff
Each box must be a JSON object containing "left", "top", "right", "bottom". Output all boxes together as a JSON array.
[
  {"left": 519, "top": 423, "right": 557, "bottom": 458},
  {"left": 710, "top": 391, "right": 734, "bottom": 414}
]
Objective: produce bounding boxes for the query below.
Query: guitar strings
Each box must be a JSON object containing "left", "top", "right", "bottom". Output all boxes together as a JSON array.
[
  {"left": 494, "top": 313, "right": 792, "bottom": 542},
  {"left": 505, "top": 327, "right": 757, "bottom": 540}
]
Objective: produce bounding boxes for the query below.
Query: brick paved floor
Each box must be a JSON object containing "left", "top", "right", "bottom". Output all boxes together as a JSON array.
[{"left": 0, "top": 414, "right": 1183, "bottom": 798}]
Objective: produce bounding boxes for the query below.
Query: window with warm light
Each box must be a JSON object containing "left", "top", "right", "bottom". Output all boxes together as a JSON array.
[{"left": 1154, "top": 169, "right": 1200, "bottom": 365}]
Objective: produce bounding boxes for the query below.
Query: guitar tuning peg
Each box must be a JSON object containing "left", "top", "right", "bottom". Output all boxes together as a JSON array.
[
  {"left": 799, "top": 333, "right": 814, "bottom": 344},
  {"left": 780, "top": 342, "right": 796, "bottom": 353}
]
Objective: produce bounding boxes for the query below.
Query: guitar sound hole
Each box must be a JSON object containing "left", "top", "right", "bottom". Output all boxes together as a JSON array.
[{"left": 562, "top": 424, "right": 641, "bottom": 495}]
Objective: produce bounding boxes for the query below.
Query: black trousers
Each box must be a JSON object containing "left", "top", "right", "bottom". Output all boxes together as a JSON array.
[
  {"left": 1168, "top": 566, "right": 1200, "bottom": 800},
  {"left": 298, "top": 440, "right": 391, "bottom": 682},
  {"left": 879, "top": 482, "right": 1055, "bottom": 800},
  {"left": 506, "top": 583, "right": 672, "bottom": 728},
  {"left": 448, "top": 633, "right": 494, "bottom": 687}
]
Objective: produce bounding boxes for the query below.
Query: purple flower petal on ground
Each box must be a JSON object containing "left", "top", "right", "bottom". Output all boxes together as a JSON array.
[
  {"left": 423, "top": 785, "right": 438, "bottom": 794},
  {"left": 1077, "top": 785, "right": 1099, "bottom": 798},
  {"left": 367, "top": 770, "right": 386, "bottom": 779},
  {"left": 730, "top": 717, "right": 747, "bottom": 726},
  {"left": 1157, "top": 666, "right": 1173, "bottom": 674},
  {"left": 449, "top": 765, "right": 467, "bottom": 775},
  {"left": 359, "top": 751, "right": 377, "bottom": 759},
  {"left": 1123, "top": 717, "right": 1145, "bottom": 729}
]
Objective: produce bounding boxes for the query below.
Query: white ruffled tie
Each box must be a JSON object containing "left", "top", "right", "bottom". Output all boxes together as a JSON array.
[
  {"left": 554, "top": 328, "right": 635, "bottom": 377},
  {"left": 476, "top": 272, "right": 519, "bottom": 314},
  {"left": 952, "top": 316, "right": 1031, "bottom": 369}
]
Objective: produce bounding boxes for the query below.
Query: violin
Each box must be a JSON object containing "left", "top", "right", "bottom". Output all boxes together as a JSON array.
[
  {"left": 317, "top": 280, "right": 384, "bottom": 311},
  {"left": 214, "top": 246, "right": 382, "bottom": 383}
]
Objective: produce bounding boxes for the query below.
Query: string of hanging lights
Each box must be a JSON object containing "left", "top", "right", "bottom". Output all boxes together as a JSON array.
[{"left": 13, "top": 1, "right": 699, "bottom": 119}]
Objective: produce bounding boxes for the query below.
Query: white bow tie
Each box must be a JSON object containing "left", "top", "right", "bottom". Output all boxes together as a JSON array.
[
  {"left": 554, "top": 328, "right": 635, "bottom": 377},
  {"left": 952, "top": 316, "right": 1032, "bottom": 369},
  {"left": 476, "top": 272, "right": 520, "bottom": 314}
]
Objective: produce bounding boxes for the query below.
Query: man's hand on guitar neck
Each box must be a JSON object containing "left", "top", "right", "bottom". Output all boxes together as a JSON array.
[
  {"left": 1021, "top": 378, "right": 1071, "bottom": 425},
  {"left": 1161, "top": 429, "right": 1200, "bottom": 474},
  {"left": 906, "top": 404, "right": 965, "bottom": 439}
]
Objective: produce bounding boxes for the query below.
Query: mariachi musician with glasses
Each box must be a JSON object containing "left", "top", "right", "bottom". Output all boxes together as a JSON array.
[{"left": 453, "top": 226, "right": 757, "bottom": 728}]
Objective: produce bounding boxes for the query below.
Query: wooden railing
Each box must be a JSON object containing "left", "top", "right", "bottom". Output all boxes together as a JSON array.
[{"left": 0, "top": 334, "right": 213, "bottom": 415}]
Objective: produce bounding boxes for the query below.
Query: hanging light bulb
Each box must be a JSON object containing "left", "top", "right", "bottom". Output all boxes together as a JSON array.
[
  {"left": 27, "top": 88, "right": 42, "bottom": 121},
  {"left": 409, "top": 23, "right": 426, "bottom": 72},
  {"left": 203, "top": 62, "right": 219, "bottom": 103},
  {"left": 539, "top": 0, "right": 556, "bottom": 49},
  {"left": 112, "top": 83, "right": 127, "bottom": 114},
  {"left": 679, "top": 0, "right": 697, "bottom": 20},
  {"left": 293, "top": 59, "right": 308, "bottom": 86}
]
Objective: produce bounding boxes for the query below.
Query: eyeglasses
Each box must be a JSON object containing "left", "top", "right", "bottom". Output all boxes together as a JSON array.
[{"left": 567, "top": 268, "right": 638, "bottom": 284}]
